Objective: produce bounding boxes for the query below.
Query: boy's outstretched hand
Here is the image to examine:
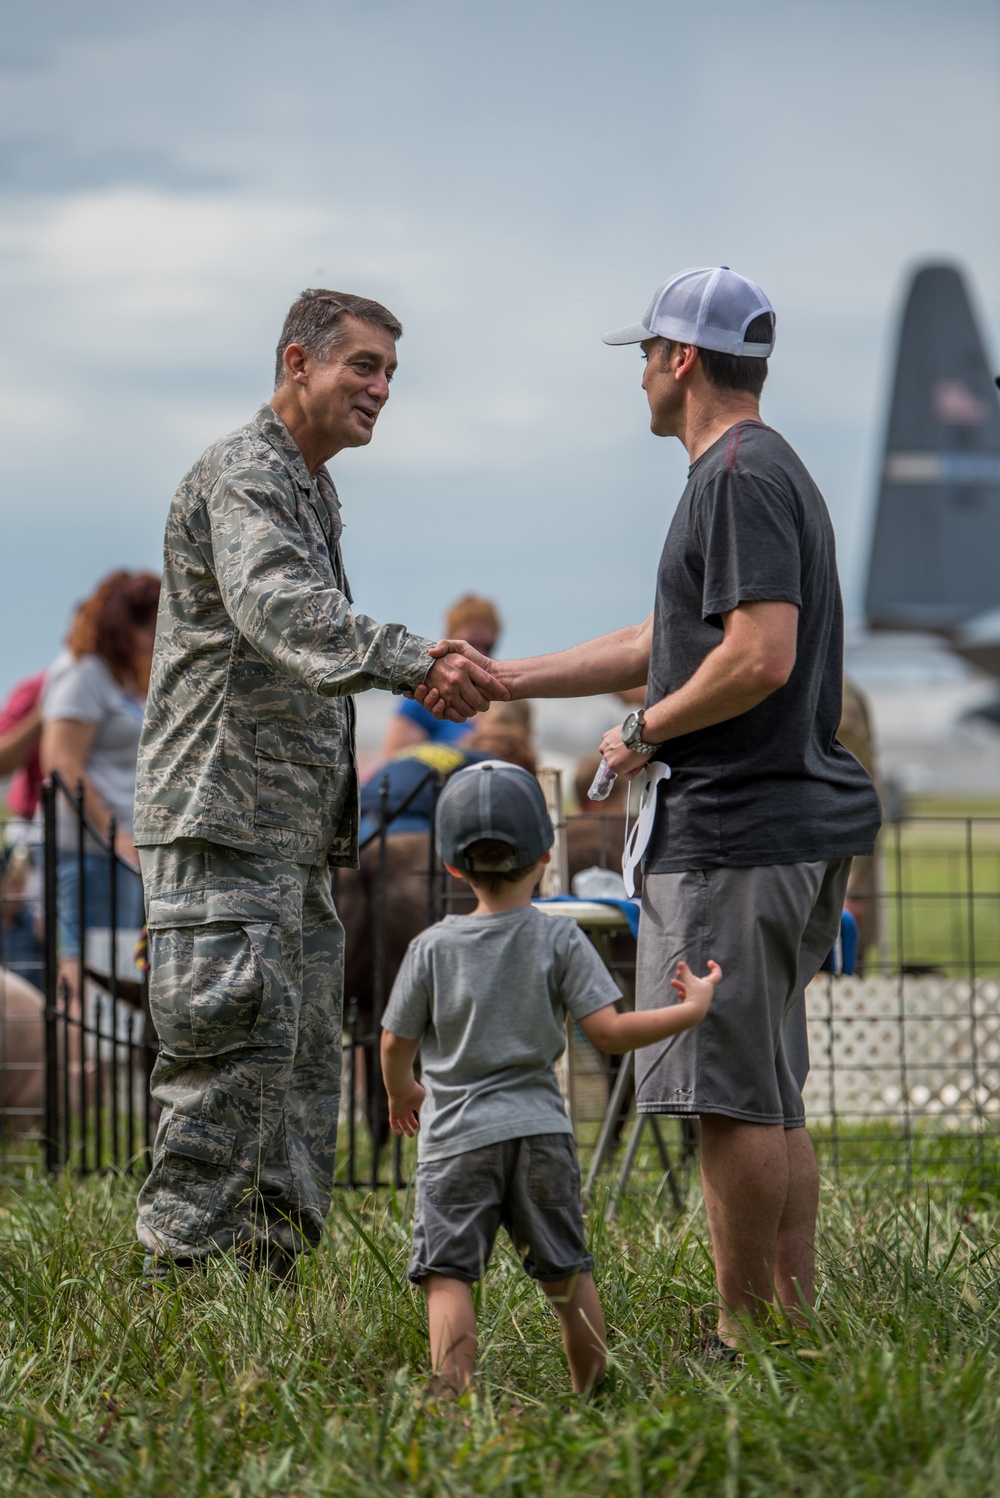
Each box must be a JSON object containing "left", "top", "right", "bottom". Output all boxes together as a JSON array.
[
  {"left": 388, "top": 1080, "right": 426, "bottom": 1138},
  {"left": 579, "top": 958, "right": 722, "bottom": 1055},
  {"left": 670, "top": 959, "right": 722, "bottom": 1021}
]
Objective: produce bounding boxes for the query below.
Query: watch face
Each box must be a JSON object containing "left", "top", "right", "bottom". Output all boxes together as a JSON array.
[{"left": 622, "top": 712, "right": 642, "bottom": 749}]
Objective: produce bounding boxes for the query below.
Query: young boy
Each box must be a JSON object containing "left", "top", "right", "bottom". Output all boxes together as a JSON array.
[{"left": 380, "top": 761, "right": 720, "bottom": 1396}]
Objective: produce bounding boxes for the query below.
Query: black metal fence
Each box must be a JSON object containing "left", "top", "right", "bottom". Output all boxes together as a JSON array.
[
  {"left": 41, "top": 773, "right": 156, "bottom": 1173},
  {"left": 804, "top": 814, "right": 1000, "bottom": 1187},
  {"left": 335, "top": 764, "right": 450, "bottom": 1189},
  {"left": 3, "top": 776, "right": 1000, "bottom": 1195}
]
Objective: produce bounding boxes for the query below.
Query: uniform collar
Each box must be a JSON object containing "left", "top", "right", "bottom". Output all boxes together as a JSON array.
[
  {"left": 252, "top": 404, "right": 343, "bottom": 551},
  {"left": 252, "top": 403, "right": 340, "bottom": 504}
]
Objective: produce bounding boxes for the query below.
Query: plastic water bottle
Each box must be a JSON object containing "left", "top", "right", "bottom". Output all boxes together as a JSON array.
[{"left": 587, "top": 758, "right": 617, "bottom": 801}]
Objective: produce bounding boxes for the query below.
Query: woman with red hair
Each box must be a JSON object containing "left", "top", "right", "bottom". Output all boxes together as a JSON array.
[{"left": 41, "top": 570, "right": 161, "bottom": 961}]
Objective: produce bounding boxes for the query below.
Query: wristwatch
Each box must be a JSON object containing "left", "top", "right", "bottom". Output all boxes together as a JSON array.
[{"left": 621, "top": 709, "right": 654, "bottom": 755}]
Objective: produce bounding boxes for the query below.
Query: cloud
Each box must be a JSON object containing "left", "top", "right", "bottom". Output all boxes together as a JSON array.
[
  {"left": 0, "top": 136, "right": 231, "bottom": 195},
  {"left": 0, "top": 0, "right": 998, "bottom": 689},
  {"left": 0, "top": 183, "right": 645, "bottom": 482}
]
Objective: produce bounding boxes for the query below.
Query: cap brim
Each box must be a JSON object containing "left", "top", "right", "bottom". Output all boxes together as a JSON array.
[{"left": 602, "top": 322, "right": 654, "bottom": 346}]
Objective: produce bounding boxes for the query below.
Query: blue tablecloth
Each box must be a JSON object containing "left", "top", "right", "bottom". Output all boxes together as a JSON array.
[{"left": 532, "top": 894, "right": 641, "bottom": 938}]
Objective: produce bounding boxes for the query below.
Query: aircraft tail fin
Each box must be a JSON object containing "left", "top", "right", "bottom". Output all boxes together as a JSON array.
[{"left": 864, "top": 264, "right": 1000, "bottom": 633}]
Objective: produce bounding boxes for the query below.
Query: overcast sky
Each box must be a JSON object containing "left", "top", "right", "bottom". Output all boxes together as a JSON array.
[{"left": 1, "top": 0, "right": 998, "bottom": 688}]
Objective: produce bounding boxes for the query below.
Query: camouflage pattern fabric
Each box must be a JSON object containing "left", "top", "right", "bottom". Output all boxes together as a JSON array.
[
  {"left": 136, "top": 839, "right": 344, "bottom": 1260},
  {"left": 134, "top": 404, "right": 435, "bottom": 868}
]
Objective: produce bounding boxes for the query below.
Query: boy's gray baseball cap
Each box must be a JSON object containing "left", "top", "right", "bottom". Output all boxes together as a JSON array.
[
  {"left": 603, "top": 266, "right": 776, "bottom": 357},
  {"left": 435, "top": 761, "right": 554, "bottom": 873}
]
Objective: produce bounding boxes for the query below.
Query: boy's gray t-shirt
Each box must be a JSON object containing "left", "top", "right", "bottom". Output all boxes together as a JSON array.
[{"left": 382, "top": 906, "right": 620, "bottom": 1161}]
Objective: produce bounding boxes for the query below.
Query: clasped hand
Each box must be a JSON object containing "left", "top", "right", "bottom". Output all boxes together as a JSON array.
[
  {"left": 416, "top": 644, "right": 654, "bottom": 777},
  {"left": 412, "top": 639, "right": 509, "bottom": 722}
]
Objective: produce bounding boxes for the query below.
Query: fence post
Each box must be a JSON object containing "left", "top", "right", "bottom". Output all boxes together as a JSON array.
[
  {"left": 426, "top": 778, "right": 441, "bottom": 927},
  {"left": 73, "top": 778, "right": 89, "bottom": 1173},
  {"left": 42, "top": 780, "right": 60, "bottom": 1173},
  {"left": 964, "top": 817, "right": 985, "bottom": 1175},
  {"left": 371, "top": 776, "right": 390, "bottom": 1187},
  {"left": 126, "top": 1008, "right": 136, "bottom": 1170},
  {"left": 142, "top": 971, "right": 156, "bottom": 1172},
  {"left": 891, "top": 818, "right": 912, "bottom": 1188},
  {"left": 537, "top": 767, "right": 567, "bottom": 898},
  {"left": 108, "top": 815, "right": 119, "bottom": 1172},
  {"left": 346, "top": 998, "right": 358, "bottom": 1191}
]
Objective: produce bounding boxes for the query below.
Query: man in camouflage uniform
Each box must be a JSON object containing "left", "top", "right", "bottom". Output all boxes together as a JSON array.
[{"left": 134, "top": 289, "right": 504, "bottom": 1276}]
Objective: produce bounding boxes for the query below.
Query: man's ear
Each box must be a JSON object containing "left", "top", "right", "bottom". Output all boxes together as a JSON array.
[
  {"left": 673, "top": 343, "right": 699, "bottom": 381},
  {"left": 539, "top": 850, "right": 552, "bottom": 866},
  {"left": 282, "top": 343, "right": 310, "bottom": 382}
]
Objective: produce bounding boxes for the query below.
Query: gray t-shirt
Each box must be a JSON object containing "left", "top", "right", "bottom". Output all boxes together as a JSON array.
[
  {"left": 382, "top": 906, "right": 620, "bottom": 1161},
  {"left": 42, "top": 654, "right": 146, "bottom": 850},
  {"left": 645, "top": 421, "right": 881, "bottom": 872}
]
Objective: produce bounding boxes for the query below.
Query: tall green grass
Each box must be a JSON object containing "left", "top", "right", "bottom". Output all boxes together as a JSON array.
[{"left": 2, "top": 1168, "right": 999, "bottom": 1495}]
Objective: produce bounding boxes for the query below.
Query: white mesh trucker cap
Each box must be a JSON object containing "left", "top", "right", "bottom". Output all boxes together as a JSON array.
[
  {"left": 435, "top": 761, "right": 553, "bottom": 874},
  {"left": 603, "top": 267, "right": 776, "bottom": 357}
]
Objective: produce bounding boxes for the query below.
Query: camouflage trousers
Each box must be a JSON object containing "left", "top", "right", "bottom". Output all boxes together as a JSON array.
[{"left": 136, "top": 839, "right": 344, "bottom": 1261}]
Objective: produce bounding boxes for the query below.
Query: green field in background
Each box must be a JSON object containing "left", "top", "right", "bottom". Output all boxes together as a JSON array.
[{"left": 866, "top": 798, "right": 1000, "bottom": 973}]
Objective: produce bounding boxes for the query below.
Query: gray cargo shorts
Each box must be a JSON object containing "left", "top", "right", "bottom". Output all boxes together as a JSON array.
[
  {"left": 408, "top": 1132, "right": 594, "bottom": 1285},
  {"left": 635, "top": 859, "right": 852, "bottom": 1127}
]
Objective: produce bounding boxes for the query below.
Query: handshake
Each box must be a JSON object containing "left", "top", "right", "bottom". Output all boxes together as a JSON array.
[{"left": 410, "top": 639, "right": 508, "bottom": 722}]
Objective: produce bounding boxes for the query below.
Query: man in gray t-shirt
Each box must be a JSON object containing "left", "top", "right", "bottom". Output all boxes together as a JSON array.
[{"left": 415, "top": 268, "right": 881, "bottom": 1355}]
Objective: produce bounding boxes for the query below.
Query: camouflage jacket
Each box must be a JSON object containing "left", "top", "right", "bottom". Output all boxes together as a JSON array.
[{"left": 134, "top": 405, "right": 435, "bottom": 867}]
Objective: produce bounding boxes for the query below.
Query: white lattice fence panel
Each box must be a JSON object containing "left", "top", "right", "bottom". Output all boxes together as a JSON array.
[{"left": 803, "top": 973, "right": 1000, "bottom": 1126}]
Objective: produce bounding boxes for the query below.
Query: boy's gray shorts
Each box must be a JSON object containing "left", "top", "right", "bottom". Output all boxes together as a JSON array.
[
  {"left": 635, "top": 859, "right": 851, "bottom": 1127},
  {"left": 407, "top": 1133, "right": 594, "bottom": 1285}
]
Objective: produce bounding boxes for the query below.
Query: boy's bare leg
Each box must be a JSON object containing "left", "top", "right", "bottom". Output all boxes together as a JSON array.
[
  {"left": 541, "top": 1272, "right": 607, "bottom": 1393},
  {"left": 773, "top": 1126, "right": 819, "bottom": 1323},
  {"left": 698, "top": 1115, "right": 791, "bottom": 1345},
  {"left": 422, "top": 1274, "right": 478, "bottom": 1396}
]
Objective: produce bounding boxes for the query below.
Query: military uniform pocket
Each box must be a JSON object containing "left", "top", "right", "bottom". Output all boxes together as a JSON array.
[
  {"left": 255, "top": 722, "right": 345, "bottom": 836},
  {"left": 188, "top": 920, "right": 277, "bottom": 1056},
  {"left": 162, "top": 1112, "right": 237, "bottom": 1170},
  {"left": 146, "top": 891, "right": 283, "bottom": 1060},
  {"left": 155, "top": 1114, "right": 238, "bottom": 1238}
]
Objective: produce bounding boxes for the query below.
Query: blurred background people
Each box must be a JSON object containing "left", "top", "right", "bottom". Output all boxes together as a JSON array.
[
  {"left": 381, "top": 594, "right": 502, "bottom": 757},
  {"left": 0, "top": 672, "right": 47, "bottom": 986},
  {"left": 0, "top": 673, "right": 44, "bottom": 790},
  {"left": 360, "top": 699, "right": 536, "bottom": 844},
  {"left": 838, "top": 674, "right": 883, "bottom": 968},
  {"left": 40, "top": 570, "right": 160, "bottom": 972},
  {"left": 0, "top": 603, "right": 85, "bottom": 987}
]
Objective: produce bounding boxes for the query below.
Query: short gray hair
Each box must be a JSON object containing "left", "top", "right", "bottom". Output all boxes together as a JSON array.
[{"left": 274, "top": 289, "right": 403, "bottom": 387}]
